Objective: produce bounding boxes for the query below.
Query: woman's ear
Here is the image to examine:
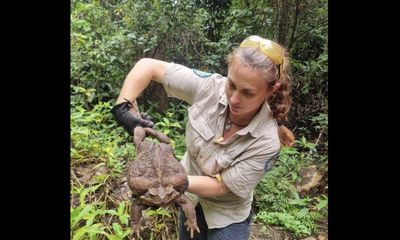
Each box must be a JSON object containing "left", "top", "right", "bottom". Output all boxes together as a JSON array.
[{"left": 272, "top": 82, "right": 281, "bottom": 93}]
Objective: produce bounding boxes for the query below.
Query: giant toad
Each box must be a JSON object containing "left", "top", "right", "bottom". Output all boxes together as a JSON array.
[{"left": 127, "top": 126, "right": 200, "bottom": 238}]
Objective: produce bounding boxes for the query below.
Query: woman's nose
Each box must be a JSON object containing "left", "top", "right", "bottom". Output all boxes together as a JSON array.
[{"left": 230, "top": 91, "right": 240, "bottom": 105}]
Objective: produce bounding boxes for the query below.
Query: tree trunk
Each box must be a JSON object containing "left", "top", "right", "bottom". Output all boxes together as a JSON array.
[
  {"left": 141, "top": 81, "right": 170, "bottom": 114},
  {"left": 277, "top": 0, "right": 290, "bottom": 45},
  {"left": 288, "top": 0, "right": 301, "bottom": 50}
]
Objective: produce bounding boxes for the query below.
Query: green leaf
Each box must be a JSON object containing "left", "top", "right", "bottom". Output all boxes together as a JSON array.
[
  {"left": 170, "top": 122, "right": 182, "bottom": 128},
  {"left": 301, "top": 136, "right": 307, "bottom": 145},
  {"left": 73, "top": 127, "right": 90, "bottom": 136},
  {"left": 73, "top": 223, "right": 107, "bottom": 240},
  {"left": 120, "top": 215, "right": 129, "bottom": 225},
  {"left": 79, "top": 183, "right": 103, "bottom": 205},
  {"left": 147, "top": 207, "right": 171, "bottom": 217},
  {"left": 290, "top": 198, "right": 310, "bottom": 206},
  {"left": 105, "top": 234, "right": 121, "bottom": 240},
  {"left": 162, "top": 117, "right": 170, "bottom": 125},
  {"left": 304, "top": 143, "right": 315, "bottom": 149},
  {"left": 127, "top": 33, "right": 136, "bottom": 39},
  {"left": 71, "top": 205, "right": 84, "bottom": 226},
  {"left": 297, "top": 208, "right": 309, "bottom": 218},
  {"left": 288, "top": 185, "right": 299, "bottom": 200},
  {"left": 155, "top": 122, "right": 166, "bottom": 127},
  {"left": 117, "top": 201, "right": 126, "bottom": 215},
  {"left": 105, "top": 209, "right": 118, "bottom": 215},
  {"left": 316, "top": 199, "right": 328, "bottom": 211},
  {"left": 87, "top": 92, "right": 95, "bottom": 102},
  {"left": 112, "top": 222, "right": 124, "bottom": 236},
  {"left": 71, "top": 204, "right": 95, "bottom": 228},
  {"left": 291, "top": 172, "right": 297, "bottom": 181},
  {"left": 86, "top": 209, "right": 106, "bottom": 226}
]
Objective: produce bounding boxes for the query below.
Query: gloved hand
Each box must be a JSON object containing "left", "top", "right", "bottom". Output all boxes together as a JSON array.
[{"left": 111, "top": 100, "right": 154, "bottom": 135}]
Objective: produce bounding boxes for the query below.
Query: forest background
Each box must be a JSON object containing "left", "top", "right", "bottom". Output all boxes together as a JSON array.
[{"left": 71, "top": 0, "right": 328, "bottom": 239}]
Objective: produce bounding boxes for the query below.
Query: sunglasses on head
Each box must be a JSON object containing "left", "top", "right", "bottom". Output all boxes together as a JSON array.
[{"left": 239, "top": 35, "right": 283, "bottom": 66}]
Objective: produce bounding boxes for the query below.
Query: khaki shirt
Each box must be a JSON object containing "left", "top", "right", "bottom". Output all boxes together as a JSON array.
[{"left": 163, "top": 62, "right": 281, "bottom": 228}]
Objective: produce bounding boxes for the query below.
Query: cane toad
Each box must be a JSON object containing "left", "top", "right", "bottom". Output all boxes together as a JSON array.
[{"left": 127, "top": 126, "right": 200, "bottom": 238}]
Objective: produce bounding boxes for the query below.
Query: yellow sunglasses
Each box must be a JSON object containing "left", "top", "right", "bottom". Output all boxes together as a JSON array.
[{"left": 239, "top": 35, "right": 283, "bottom": 66}]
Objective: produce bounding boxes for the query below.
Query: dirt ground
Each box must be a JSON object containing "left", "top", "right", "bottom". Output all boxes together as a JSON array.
[{"left": 249, "top": 222, "right": 328, "bottom": 240}]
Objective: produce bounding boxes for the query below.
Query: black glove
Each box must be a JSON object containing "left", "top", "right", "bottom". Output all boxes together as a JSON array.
[{"left": 111, "top": 101, "right": 154, "bottom": 135}]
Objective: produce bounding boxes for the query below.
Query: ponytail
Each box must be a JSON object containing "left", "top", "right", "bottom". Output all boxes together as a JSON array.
[{"left": 268, "top": 49, "right": 295, "bottom": 146}]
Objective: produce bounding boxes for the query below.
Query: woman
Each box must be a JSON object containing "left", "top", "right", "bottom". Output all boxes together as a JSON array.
[{"left": 111, "top": 35, "right": 295, "bottom": 239}]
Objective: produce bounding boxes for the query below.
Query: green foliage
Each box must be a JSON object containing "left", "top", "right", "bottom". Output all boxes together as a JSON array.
[
  {"left": 143, "top": 206, "right": 178, "bottom": 240},
  {"left": 311, "top": 113, "right": 328, "bottom": 131},
  {"left": 70, "top": 187, "right": 132, "bottom": 240},
  {"left": 70, "top": 182, "right": 109, "bottom": 240},
  {"left": 71, "top": 99, "right": 135, "bottom": 239},
  {"left": 254, "top": 138, "right": 327, "bottom": 237},
  {"left": 71, "top": 0, "right": 133, "bottom": 103},
  {"left": 104, "top": 202, "right": 132, "bottom": 240},
  {"left": 71, "top": 99, "right": 133, "bottom": 175},
  {"left": 156, "top": 117, "right": 183, "bottom": 137},
  {"left": 146, "top": 100, "right": 188, "bottom": 159},
  {"left": 291, "top": 65, "right": 327, "bottom": 134}
]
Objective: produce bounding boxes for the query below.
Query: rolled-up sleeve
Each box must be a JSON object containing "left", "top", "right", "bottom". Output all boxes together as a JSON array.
[
  {"left": 163, "top": 62, "right": 211, "bottom": 105},
  {"left": 220, "top": 148, "right": 280, "bottom": 199}
]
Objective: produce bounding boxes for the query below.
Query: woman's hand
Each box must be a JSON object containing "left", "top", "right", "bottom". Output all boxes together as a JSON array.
[{"left": 111, "top": 100, "right": 154, "bottom": 135}]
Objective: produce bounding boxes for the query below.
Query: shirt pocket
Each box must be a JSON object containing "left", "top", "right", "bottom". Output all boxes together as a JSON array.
[
  {"left": 217, "top": 151, "right": 237, "bottom": 169},
  {"left": 186, "top": 104, "right": 215, "bottom": 158},
  {"left": 218, "top": 138, "right": 252, "bottom": 168},
  {"left": 187, "top": 104, "right": 214, "bottom": 141}
]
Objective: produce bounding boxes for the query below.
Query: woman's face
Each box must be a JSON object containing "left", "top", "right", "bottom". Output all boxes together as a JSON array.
[{"left": 226, "top": 58, "right": 272, "bottom": 119}]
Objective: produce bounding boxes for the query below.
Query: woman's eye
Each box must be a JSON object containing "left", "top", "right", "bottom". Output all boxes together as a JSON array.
[{"left": 244, "top": 91, "right": 254, "bottom": 97}]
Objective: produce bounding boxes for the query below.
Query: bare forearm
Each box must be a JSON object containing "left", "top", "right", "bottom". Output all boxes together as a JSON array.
[
  {"left": 116, "top": 58, "right": 169, "bottom": 104},
  {"left": 187, "top": 175, "right": 230, "bottom": 197}
]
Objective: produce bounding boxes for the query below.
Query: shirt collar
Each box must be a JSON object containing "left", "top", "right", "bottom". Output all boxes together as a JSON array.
[
  {"left": 219, "top": 94, "right": 274, "bottom": 138},
  {"left": 237, "top": 101, "right": 272, "bottom": 138}
]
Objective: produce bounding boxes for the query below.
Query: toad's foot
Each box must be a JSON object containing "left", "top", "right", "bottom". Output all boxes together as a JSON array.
[{"left": 185, "top": 219, "right": 200, "bottom": 239}]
